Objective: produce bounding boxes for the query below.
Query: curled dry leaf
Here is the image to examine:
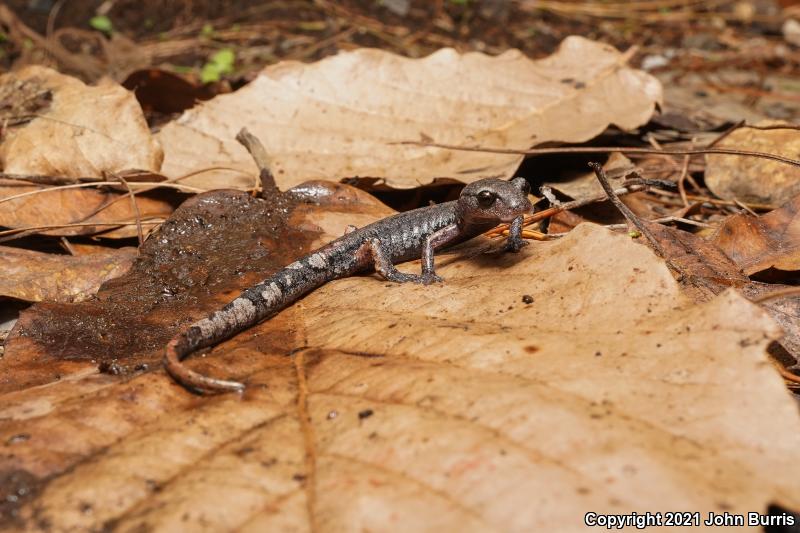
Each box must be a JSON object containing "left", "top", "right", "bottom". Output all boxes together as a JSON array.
[
  {"left": 713, "top": 193, "right": 800, "bottom": 276},
  {"left": 0, "top": 179, "right": 175, "bottom": 238},
  {"left": 0, "top": 246, "right": 136, "bottom": 303},
  {"left": 0, "top": 66, "right": 163, "bottom": 178},
  {"left": 157, "top": 36, "right": 661, "bottom": 190},
  {"left": 632, "top": 219, "right": 800, "bottom": 371},
  {"left": 705, "top": 122, "right": 800, "bottom": 206},
  {"left": 1, "top": 184, "right": 798, "bottom": 531}
]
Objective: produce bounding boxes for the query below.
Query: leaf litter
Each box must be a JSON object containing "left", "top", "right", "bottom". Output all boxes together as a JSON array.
[{"left": 0, "top": 28, "right": 800, "bottom": 532}]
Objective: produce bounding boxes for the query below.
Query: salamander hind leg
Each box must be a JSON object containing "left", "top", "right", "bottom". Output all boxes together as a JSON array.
[{"left": 363, "top": 238, "right": 440, "bottom": 285}]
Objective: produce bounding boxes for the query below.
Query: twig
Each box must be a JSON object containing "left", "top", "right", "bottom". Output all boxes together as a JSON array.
[
  {"left": 401, "top": 141, "right": 800, "bottom": 169},
  {"left": 676, "top": 155, "right": 691, "bottom": 207},
  {"left": 59, "top": 236, "right": 76, "bottom": 255},
  {"left": 750, "top": 287, "right": 800, "bottom": 304},
  {"left": 113, "top": 173, "right": 144, "bottom": 246},
  {"left": 707, "top": 119, "right": 746, "bottom": 148},
  {"left": 772, "top": 361, "right": 800, "bottom": 385},
  {"left": 0, "top": 219, "right": 164, "bottom": 243},
  {"left": 0, "top": 172, "right": 100, "bottom": 185},
  {"left": 589, "top": 162, "right": 682, "bottom": 277},
  {"left": 650, "top": 188, "right": 775, "bottom": 211},
  {"left": 235, "top": 127, "right": 279, "bottom": 198},
  {"left": 604, "top": 215, "right": 712, "bottom": 230}
]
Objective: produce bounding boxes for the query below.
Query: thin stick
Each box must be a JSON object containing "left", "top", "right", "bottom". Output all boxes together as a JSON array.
[
  {"left": 677, "top": 155, "right": 691, "bottom": 207},
  {"left": 605, "top": 215, "right": 712, "bottom": 230},
  {"left": 401, "top": 141, "right": 800, "bottom": 169},
  {"left": 0, "top": 219, "right": 164, "bottom": 239},
  {"left": 707, "top": 119, "right": 746, "bottom": 148},
  {"left": 114, "top": 173, "right": 144, "bottom": 246},
  {"left": 0, "top": 180, "right": 206, "bottom": 206},
  {"left": 651, "top": 188, "right": 775, "bottom": 211},
  {"left": 589, "top": 162, "right": 681, "bottom": 276},
  {"left": 236, "top": 127, "right": 279, "bottom": 197},
  {"left": 750, "top": 287, "right": 800, "bottom": 304}
]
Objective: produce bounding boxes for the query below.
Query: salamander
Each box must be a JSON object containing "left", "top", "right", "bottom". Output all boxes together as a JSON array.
[{"left": 164, "top": 177, "right": 533, "bottom": 394}]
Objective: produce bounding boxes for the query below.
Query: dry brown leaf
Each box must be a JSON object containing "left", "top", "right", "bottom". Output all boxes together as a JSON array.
[
  {"left": 0, "top": 65, "right": 163, "bottom": 178},
  {"left": 2, "top": 211, "right": 798, "bottom": 531},
  {"left": 0, "top": 246, "right": 136, "bottom": 303},
  {"left": 0, "top": 179, "right": 175, "bottom": 238},
  {"left": 157, "top": 37, "right": 661, "bottom": 190},
  {"left": 705, "top": 121, "right": 800, "bottom": 206},
  {"left": 713, "top": 193, "right": 800, "bottom": 275}
]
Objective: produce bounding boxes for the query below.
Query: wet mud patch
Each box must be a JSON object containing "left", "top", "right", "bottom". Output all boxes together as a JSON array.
[{"left": 1, "top": 186, "right": 319, "bottom": 393}]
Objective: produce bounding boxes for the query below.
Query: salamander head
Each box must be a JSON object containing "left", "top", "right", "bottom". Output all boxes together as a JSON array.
[{"left": 457, "top": 177, "right": 532, "bottom": 223}]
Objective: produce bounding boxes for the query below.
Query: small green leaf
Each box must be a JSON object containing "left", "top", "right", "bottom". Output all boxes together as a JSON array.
[
  {"left": 628, "top": 230, "right": 642, "bottom": 239},
  {"left": 201, "top": 48, "right": 235, "bottom": 83},
  {"left": 210, "top": 48, "right": 235, "bottom": 70},
  {"left": 297, "top": 21, "right": 327, "bottom": 31},
  {"left": 201, "top": 23, "right": 215, "bottom": 38},
  {"left": 90, "top": 15, "right": 113, "bottom": 34},
  {"left": 200, "top": 63, "right": 222, "bottom": 83},
  {"left": 171, "top": 65, "right": 194, "bottom": 74}
]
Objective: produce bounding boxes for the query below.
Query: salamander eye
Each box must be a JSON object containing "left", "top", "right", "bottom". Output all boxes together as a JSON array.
[
  {"left": 518, "top": 179, "right": 530, "bottom": 195},
  {"left": 477, "top": 190, "right": 497, "bottom": 208}
]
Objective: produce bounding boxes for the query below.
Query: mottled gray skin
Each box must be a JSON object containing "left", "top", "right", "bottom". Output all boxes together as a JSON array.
[{"left": 165, "top": 177, "right": 532, "bottom": 393}]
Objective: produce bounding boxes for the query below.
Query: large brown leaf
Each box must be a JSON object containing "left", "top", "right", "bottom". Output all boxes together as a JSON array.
[
  {"left": 713, "top": 193, "right": 800, "bottom": 275},
  {"left": 0, "top": 66, "right": 163, "bottom": 178},
  {"left": 705, "top": 122, "right": 800, "bottom": 206},
  {"left": 157, "top": 36, "right": 661, "bottom": 190},
  {"left": 1, "top": 177, "right": 797, "bottom": 531}
]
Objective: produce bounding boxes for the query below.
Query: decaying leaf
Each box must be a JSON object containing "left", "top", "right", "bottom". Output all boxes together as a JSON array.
[
  {"left": 0, "top": 246, "right": 136, "bottom": 303},
  {"left": 157, "top": 36, "right": 662, "bottom": 190},
  {"left": 713, "top": 193, "right": 800, "bottom": 275},
  {"left": 705, "top": 122, "right": 800, "bottom": 206},
  {"left": 644, "top": 221, "right": 749, "bottom": 298},
  {"left": 2, "top": 179, "right": 798, "bottom": 531},
  {"left": 0, "top": 179, "right": 175, "bottom": 238},
  {"left": 0, "top": 65, "right": 163, "bottom": 178}
]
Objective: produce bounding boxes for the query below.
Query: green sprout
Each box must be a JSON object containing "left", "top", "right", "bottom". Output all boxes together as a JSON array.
[
  {"left": 201, "top": 23, "right": 215, "bottom": 38},
  {"left": 89, "top": 15, "right": 113, "bottom": 35},
  {"left": 201, "top": 48, "right": 235, "bottom": 83}
]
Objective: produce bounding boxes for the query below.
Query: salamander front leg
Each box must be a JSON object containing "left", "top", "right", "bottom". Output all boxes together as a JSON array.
[
  {"left": 501, "top": 215, "right": 528, "bottom": 253},
  {"left": 364, "top": 222, "right": 459, "bottom": 285}
]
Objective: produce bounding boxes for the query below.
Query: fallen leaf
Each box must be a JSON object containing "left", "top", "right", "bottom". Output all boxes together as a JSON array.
[
  {"left": 0, "top": 246, "right": 136, "bottom": 303},
  {"left": 626, "top": 219, "right": 800, "bottom": 376},
  {"left": 0, "top": 65, "right": 163, "bottom": 179},
  {"left": 705, "top": 121, "right": 800, "bottom": 206},
  {"left": 157, "top": 36, "right": 661, "bottom": 190},
  {"left": 0, "top": 179, "right": 176, "bottom": 238},
  {"left": 2, "top": 185, "right": 798, "bottom": 531},
  {"left": 713, "top": 193, "right": 800, "bottom": 275},
  {"left": 644, "top": 221, "right": 749, "bottom": 300}
]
